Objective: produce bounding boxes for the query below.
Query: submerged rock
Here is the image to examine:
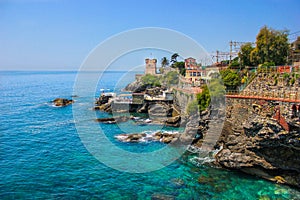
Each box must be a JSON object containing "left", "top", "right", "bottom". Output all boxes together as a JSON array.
[
  {"left": 197, "top": 175, "right": 215, "bottom": 186},
  {"left": 151, "top": 193, "right": 175, "bottom": 200},
  {"left": 169, "top": 178, "right": 185, "bottom": 188},
  {"left": 53, "top": 98, "right": 74, "bottom": 107}
]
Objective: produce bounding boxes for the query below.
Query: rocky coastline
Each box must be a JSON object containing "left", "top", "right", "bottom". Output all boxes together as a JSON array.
[
  {"left": 94, "top": 73, "right": 300, "bottom": 189},
  {"left": 214, "top": 98, "right": 300, "bottom": 188}
]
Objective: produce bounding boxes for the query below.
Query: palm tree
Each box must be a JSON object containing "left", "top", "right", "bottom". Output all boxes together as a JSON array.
[
  {"left": 161, "top": 57, "right": 169, "bottom": 68},
  {"left": 170, "top": 53, "right": 179, "bottom": 64}
]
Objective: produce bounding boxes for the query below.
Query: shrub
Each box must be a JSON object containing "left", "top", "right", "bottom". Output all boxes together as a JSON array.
[{"left": 186, "top": 100, "right": 199, "bottom": 115}]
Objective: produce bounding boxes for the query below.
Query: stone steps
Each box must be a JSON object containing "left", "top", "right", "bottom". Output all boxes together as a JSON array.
[{"left": 201, "top": 121, "right": 224, "bottom": 150}]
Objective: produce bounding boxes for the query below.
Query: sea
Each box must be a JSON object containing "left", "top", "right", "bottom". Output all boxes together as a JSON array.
[{"left": 1, "top": 70, "right": 300, "bottom": 199}]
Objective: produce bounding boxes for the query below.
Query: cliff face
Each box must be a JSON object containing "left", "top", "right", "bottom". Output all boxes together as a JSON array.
[
  {"left": 215, "top": 98, "right": 300, "bottom": 188},
  {"left": 173, "top": 89, "right": 196, "bottom": 115}
]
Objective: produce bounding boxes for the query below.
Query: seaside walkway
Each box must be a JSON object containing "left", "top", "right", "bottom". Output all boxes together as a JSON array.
[{"left": 225, "top": 90, "right": 300, "bottom": 103}]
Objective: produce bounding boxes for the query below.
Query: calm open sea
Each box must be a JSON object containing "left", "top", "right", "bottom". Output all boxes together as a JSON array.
[{"left": 0, "top": 71, "right": 299, "bottom": 199}]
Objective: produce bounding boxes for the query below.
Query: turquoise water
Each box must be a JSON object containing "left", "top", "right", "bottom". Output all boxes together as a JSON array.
[{"left": 1, "top": 71, "right": 300, "bottom": 199}]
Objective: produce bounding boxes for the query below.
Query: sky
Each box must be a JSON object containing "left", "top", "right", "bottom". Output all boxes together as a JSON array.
[{"left": 0, "top": 0, "right": 299, "bottom": 71}]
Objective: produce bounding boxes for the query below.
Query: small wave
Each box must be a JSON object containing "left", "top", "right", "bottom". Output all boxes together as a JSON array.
[{"left": 99, "top": 88, "right": 111, "bottom": 92}]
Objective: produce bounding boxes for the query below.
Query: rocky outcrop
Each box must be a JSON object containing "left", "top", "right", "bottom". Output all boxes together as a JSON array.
[
  {"left": 165, "top": 116, "right": 181, "bottom": 127},
  {"left": 147, "top": 103, "right": 181, "bottom": 127},
  {"left": 215, "top": 99, "right": 300, "bottom": 188},
  {"left": 53, "top": 98, "right": 74, "bottom": 107},
  {"left": 178, "top": 115, "right": 201, "bottom": 145},
  {"left": 124, "top": 80, "right": 146, "bottom": 92},
  {"left": 115, "top": 131, "right": 179, "bottom": 144},
  {"left": 95, "top": 116, "right": 130, "bottom": 124},
  {"left": 94, "top": 101, "right": 112, "bottom": 113}
]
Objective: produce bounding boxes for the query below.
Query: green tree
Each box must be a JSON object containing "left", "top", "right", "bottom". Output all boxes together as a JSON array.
[
  {"left": 196, "top": 85, "right": 211, "bottom": 112},
  {"left": 220, "top": 69, "right": 241, "bottom": 90},
  {"left": 163, "top": 71, "right": 179, "bottom": 85},
  {"left": 229, "top": 57, "right": 240, "bottom": 68},
  {"left": 170, "top": 53, "right": 179, "bottom": 64},
  {"left": 239, "top": 43, "right": 254, "bottom": 66},
  {"left": 161, "top": 57, "right": 169, "bottom": 68},
  {"left": 141, "top": 74, "right": 161, "bottom": 87},
  {"left": 172, "top": 61, "right": 185, "bottom": 75},
  {"left": 250, "top": 48, "right": 259, "bottom": 66},
  {"left": 251, "top": 26, "right": 289, "bottom": 65},
  {"left": 208, "top": 78, "right": 226, "bottom": 101}
]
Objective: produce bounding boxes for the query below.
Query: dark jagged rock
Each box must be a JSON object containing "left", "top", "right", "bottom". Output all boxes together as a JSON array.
[
  {"left": 94, "top": 101, "right": 112, "bottom": 113},
  {"left": 215, "top": 99, "right": 300, "bottom": 188},
  {"left": 115, "top": 133, "right": 147, "bottom": 143},
  {"left": 165, "top": 116, "right": 181, "bottom": 127},
  {"left": 94, "top": 93, "right": 115, "bottom": 112},
  {"left": 53, "top": 98, "right": 74, "bottom": 107},
  {"left": 95, "top": 116, "right": 130, "bottom": 124},
  {"left": 95, "top": 94, "right": 113, "bottom": 105}
]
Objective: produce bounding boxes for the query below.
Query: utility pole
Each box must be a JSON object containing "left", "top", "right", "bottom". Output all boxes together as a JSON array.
[
  {"left": 230, "top": 41, "right": 233, "bottom": 63},
  {"left": 229, "top": 41, "right": 255, "bottom": 64}
]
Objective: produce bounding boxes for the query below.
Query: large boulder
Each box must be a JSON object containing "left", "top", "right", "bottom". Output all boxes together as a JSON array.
[{"left": 53, "top": 98, "right": 74, "bottom": 107}]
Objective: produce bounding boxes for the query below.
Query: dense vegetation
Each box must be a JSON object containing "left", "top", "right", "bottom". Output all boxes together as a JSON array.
[
  {"left": 220, "top": 69, "right": 241, "bottom": 90},
  {"left": 162, "top": 71, "right": 179, "bottom": 85},
  {"left": 140, "top": 70, "right": 180, "bottom": 88},
  {"left": 172, "top": 61, "right": 186, "bottom": 76},
  {"left": 141, "top": 74, "right": 161, "bottom": 87},
  {"left": 196, "top": 85, "right": 211, "bottom": 112},
  {"left": 238, "top": 26, "right": 289, "bottom": 67},
  {"left": 195, "top": 78, "right": 226, "bottom": 113}
]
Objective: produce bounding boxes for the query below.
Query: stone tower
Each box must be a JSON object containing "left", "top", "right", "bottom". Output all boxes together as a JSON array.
[{"left": 145, "top": 58, "right": 157, "bottom": 75}]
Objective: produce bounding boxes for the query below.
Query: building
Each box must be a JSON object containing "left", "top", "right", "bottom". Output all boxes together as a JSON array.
[
  {"left": 185, "top": 57, "right": 197, "bottom": 69},
  {"left": 290, "top": 37, "right": 300, "bottom": 64},
  {"left": 145, "top": 58, "right": 157, "bottom": 75},
  {"left": 184, "top": 57, "right": 204, "bottom": 83}
]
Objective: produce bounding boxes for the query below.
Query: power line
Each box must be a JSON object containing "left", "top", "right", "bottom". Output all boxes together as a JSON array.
[
  {"left": 229, "top": 41, "right": 255, "bottom": 62},
  {"left": 288, "top": 31, "right": 300, "bottom": 35}
]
